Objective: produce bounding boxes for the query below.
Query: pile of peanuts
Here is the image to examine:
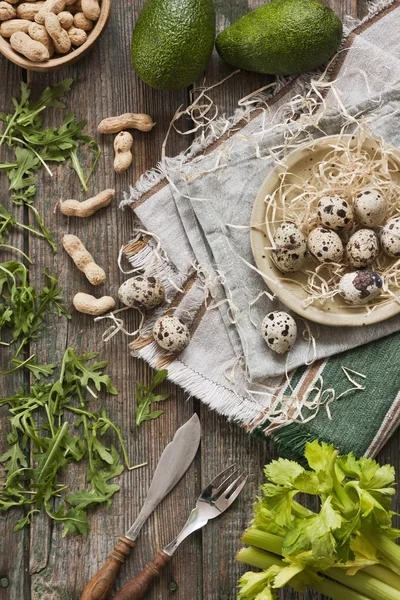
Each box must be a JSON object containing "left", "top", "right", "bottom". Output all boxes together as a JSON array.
[
  {"left": 97, "top": 112, "right": 156, "bottom": 173},
  {"left": 0, "top": 0, "right": 101, "bottom": 63},
  {"left": 57, "top": 112, "right": 156, "bottom": 315}
]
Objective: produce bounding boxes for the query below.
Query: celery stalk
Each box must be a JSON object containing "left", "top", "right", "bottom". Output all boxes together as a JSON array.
[
  {"left": 314, "top": 577, "right": 373, "bottom": 600},
  {"left": 237, "top": 546, "right": 280, "bottom": 571},
  {"left": 365, "top": 531, "right": 400, "bottom": 575},
  {"left": 241, "top": 529, "right": 283, "bottom": 555},
  {"left": 329, "top": 568, "right": 400, "bottom": 600},
  {"left": 241, "top": 528, "right": 400, "bottom": 600},
  {"left": 237, "top": 547, "right": 373, "bottom": 600},
  {"left": 364, "top": 565, "right": 400, "bottom": 592}
]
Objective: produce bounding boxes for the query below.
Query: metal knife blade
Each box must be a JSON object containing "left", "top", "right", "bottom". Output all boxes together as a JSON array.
[{"left": 125, "top": 413, "right": 200, "bottom": 541}]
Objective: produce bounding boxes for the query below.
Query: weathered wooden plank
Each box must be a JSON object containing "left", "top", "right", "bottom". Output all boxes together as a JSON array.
[
  {"left": 198, "top": 410, "right": 269, "bottom": 600},
  {"left": 21, "top": 0, "right": 200, "bottom": 597},
  {"left": 0, "top": 58, "right": 31, "bottom": 600},
  {"left": 0, "top": 76, "right": 30, "bottom": 600}
]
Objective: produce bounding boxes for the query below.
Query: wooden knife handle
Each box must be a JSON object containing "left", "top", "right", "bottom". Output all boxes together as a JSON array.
[
  {"left": 80, "top": 536, "right": 135, "bottom": 600},
  {"left": 112, "top": 549, "right": 171, "bottom": 600}
]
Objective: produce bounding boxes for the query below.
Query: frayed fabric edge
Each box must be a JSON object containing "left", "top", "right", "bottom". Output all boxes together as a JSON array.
[
  {"left": 123, "top": 232, "right": 276, "bottom": 429},
  {"left": 130, "top": 343, "right": 267, "bottom": 428},
  {"left": 120, "top": 77, "right": 293, "bottom": 209}
]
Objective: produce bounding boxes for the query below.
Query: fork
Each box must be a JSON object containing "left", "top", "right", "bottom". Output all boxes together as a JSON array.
[{"left": 112, "top": 464, "right": 247, "bottom": 600}]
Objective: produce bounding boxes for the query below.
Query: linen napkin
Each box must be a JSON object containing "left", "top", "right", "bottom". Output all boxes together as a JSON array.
[{"left": 121, "top": 1, "right": 400, "bottom": 460}]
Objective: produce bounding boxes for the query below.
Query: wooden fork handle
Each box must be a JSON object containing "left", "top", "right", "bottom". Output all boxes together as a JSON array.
[
  {"left": 80, "top": 536, "right": 135, "bottom": 600},
  {"left": 112, "top": 549, "right": 171, "bottom": 600}
]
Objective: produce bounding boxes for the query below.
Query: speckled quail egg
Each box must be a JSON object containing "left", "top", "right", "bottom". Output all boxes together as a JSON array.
[
  {"left": 317, "top": 195, "right": 354, "bottom": 231},
  {"left": 118, "top": 276, "right": 165, "bottom": 309},
  {"left": 380, "top": 217, "right": 400, "bottom": 257},
  {"left": 354, "top": 189, "right": 387, "bottom": 227},
  {"left": 346, "top": 229, "right": 380, "bottom": 268},
  {"left": 152, "top": 316, "right": 190, "bottom": 352},
  {"left": 338, "top": 270, "right": 383, "bottom": 305},
  {"left": 261, "top": 311, "right": 297, "bottom": 354},
  {"left": 307, "top": 227, "right": 344, "bottom": 263},
  {"left": 271, "top": 222, "right": 307, "bottom": 273}
]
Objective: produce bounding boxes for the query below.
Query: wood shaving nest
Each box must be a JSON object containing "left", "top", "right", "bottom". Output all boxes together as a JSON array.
[{"left": 265, "top": 126, "right": 400, "bottom": 312}]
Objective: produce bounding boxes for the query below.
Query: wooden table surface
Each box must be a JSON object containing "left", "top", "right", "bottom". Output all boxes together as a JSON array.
[{"left": 1, "top": 1, "right": 400, "bottom": 599}]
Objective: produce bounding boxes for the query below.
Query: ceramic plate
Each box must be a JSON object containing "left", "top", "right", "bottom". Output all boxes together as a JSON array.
[{"left": 250, "top": 134, "right": 400, "bottom": 327}]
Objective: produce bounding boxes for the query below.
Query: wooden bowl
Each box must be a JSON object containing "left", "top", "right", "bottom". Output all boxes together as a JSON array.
[
  {"left": 251, "top": 134, "right": 400, "bottom": 327},
  {"left": 0, "top": 0, "right": 111, "bottom": 72}
]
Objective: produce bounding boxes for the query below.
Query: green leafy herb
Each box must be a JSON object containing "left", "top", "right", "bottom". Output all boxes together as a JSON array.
[
  {"left": 0, "top": 348, "right": 146, "bottom": 536},
  {"left": 237, "top": 440, "right": 400, "bottom": 600},
  {"left": 7, "top": 147, "right": 40, "bottom": 191},
  {"left": 12, "top": 356, "right": 58, "bottom": 380},
  {"left": 135, "top": 369, "right": 170, "bottom": 426},
  {"left": 0, "top": 79, "right": 101, "bottom": 249},
  {"left": 0, "top": 203, "right": 56, "bottom": 253},
  {"left": 0, "top": 261, "right": 70, "bottom": 361}
]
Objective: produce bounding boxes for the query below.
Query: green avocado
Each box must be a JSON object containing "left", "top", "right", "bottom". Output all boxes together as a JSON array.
[
  {"left": 216, "top": 0, "right": 343, "bottom": 76},
  {"left": 132, "top": 0, "right": 216, "bottom": 91}
]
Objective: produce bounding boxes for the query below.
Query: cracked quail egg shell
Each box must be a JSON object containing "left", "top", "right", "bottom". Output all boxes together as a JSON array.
[
  {"left": 307, "top": 227, "right": 344, "bottom": 263},
  {"left": 346, "top": 229, "right": 380, "bottom": 268},
  {"left": 261, "top": 311, "right": 297, "bottom": 354},
  {"left": 317, "top": 195, "right": 354, "bottom": 231},
  {"left": 380, "top": 217, "right": 400, "bottom": 257},
  {"left": 271, "top": 222, "right": 307, "bottom": 272},
  {"left": 354, "top": 189, "right": 387, "bottom": 227},
  {"left": 118, "top": 276, "right": 164, "bottom": 309},
  {"left": 152, "top": 316, "right": 190, "bottom": 352},
  {"left": 338, "top": 270, "right": 383, "bottom": 305}
]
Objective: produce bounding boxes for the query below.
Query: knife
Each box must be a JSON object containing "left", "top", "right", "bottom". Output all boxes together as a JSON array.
[{"left": 80, "top": 414, "right": 201, "bottom": 600}]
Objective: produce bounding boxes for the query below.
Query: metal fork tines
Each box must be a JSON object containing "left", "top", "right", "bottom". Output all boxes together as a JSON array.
[
  {"left": 164, "top": 464, "right": 248, "bottom": 555},
  {"left": 199, "top": 464, "right": 248, "bottom": 510},
  {"left": 112, "top": 465, "right": 247, "bottom": 600}
]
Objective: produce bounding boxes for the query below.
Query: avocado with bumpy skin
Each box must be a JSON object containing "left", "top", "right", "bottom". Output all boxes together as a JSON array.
[
  {"left": 216, "top": 0, "right": 343, "bottom": 76},
  {"left": 132, "top": 0, "right": 216, "bottom": 91}
]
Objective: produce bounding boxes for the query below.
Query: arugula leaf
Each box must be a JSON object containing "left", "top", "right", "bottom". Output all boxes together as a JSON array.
[
  {"left": 28, "top": 78, "right": 73, "bottom": 112},
  {"left": 135, "top": 369, "right": 170, "bottom": 426},
  {"left": 46, "top": 503, "right": 89, "bottom": 537},
  {"left": 91, "top": 437, "right": 114, "bottom": 464},
  {"left": 0, "top": 442, "right": 28, "bottom": 477},
  {"left": 0, "top": 204, "right": 55, "bottom": 252},
  {"left": 11, "top": 356, "right": 58, "bottom": 380},
  {"left": 26, "top": 112, "right": 86, "bottom": 148},
  {"left": 57, "top": 348, "right": 118, "bottom": 396},
  {"left": 8, "top": 147, "right": 40, "bottom": 191},
  {"left": 0, "top": 348, "right": 145, "bottom": 536},
  {"left": 27, "top": 206, "right": 57, "bottom": 252},
  {"left": 66, "top": 488, "right": 113, "bottom": 511},
  {"left": 39, "top": 269, "right": 71, "bottom": 319},
  {"left": 0, "top": 262, "right": 70, "bottom": 360},
  {"left": 32, "top": 423, "right": 69, "bottom": 488},
  {"left": 13, "top": 509, "right": 39, "bottom": 532},
  {"left": 0, "top": 78, "right": 100, "bottom": 210}
]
